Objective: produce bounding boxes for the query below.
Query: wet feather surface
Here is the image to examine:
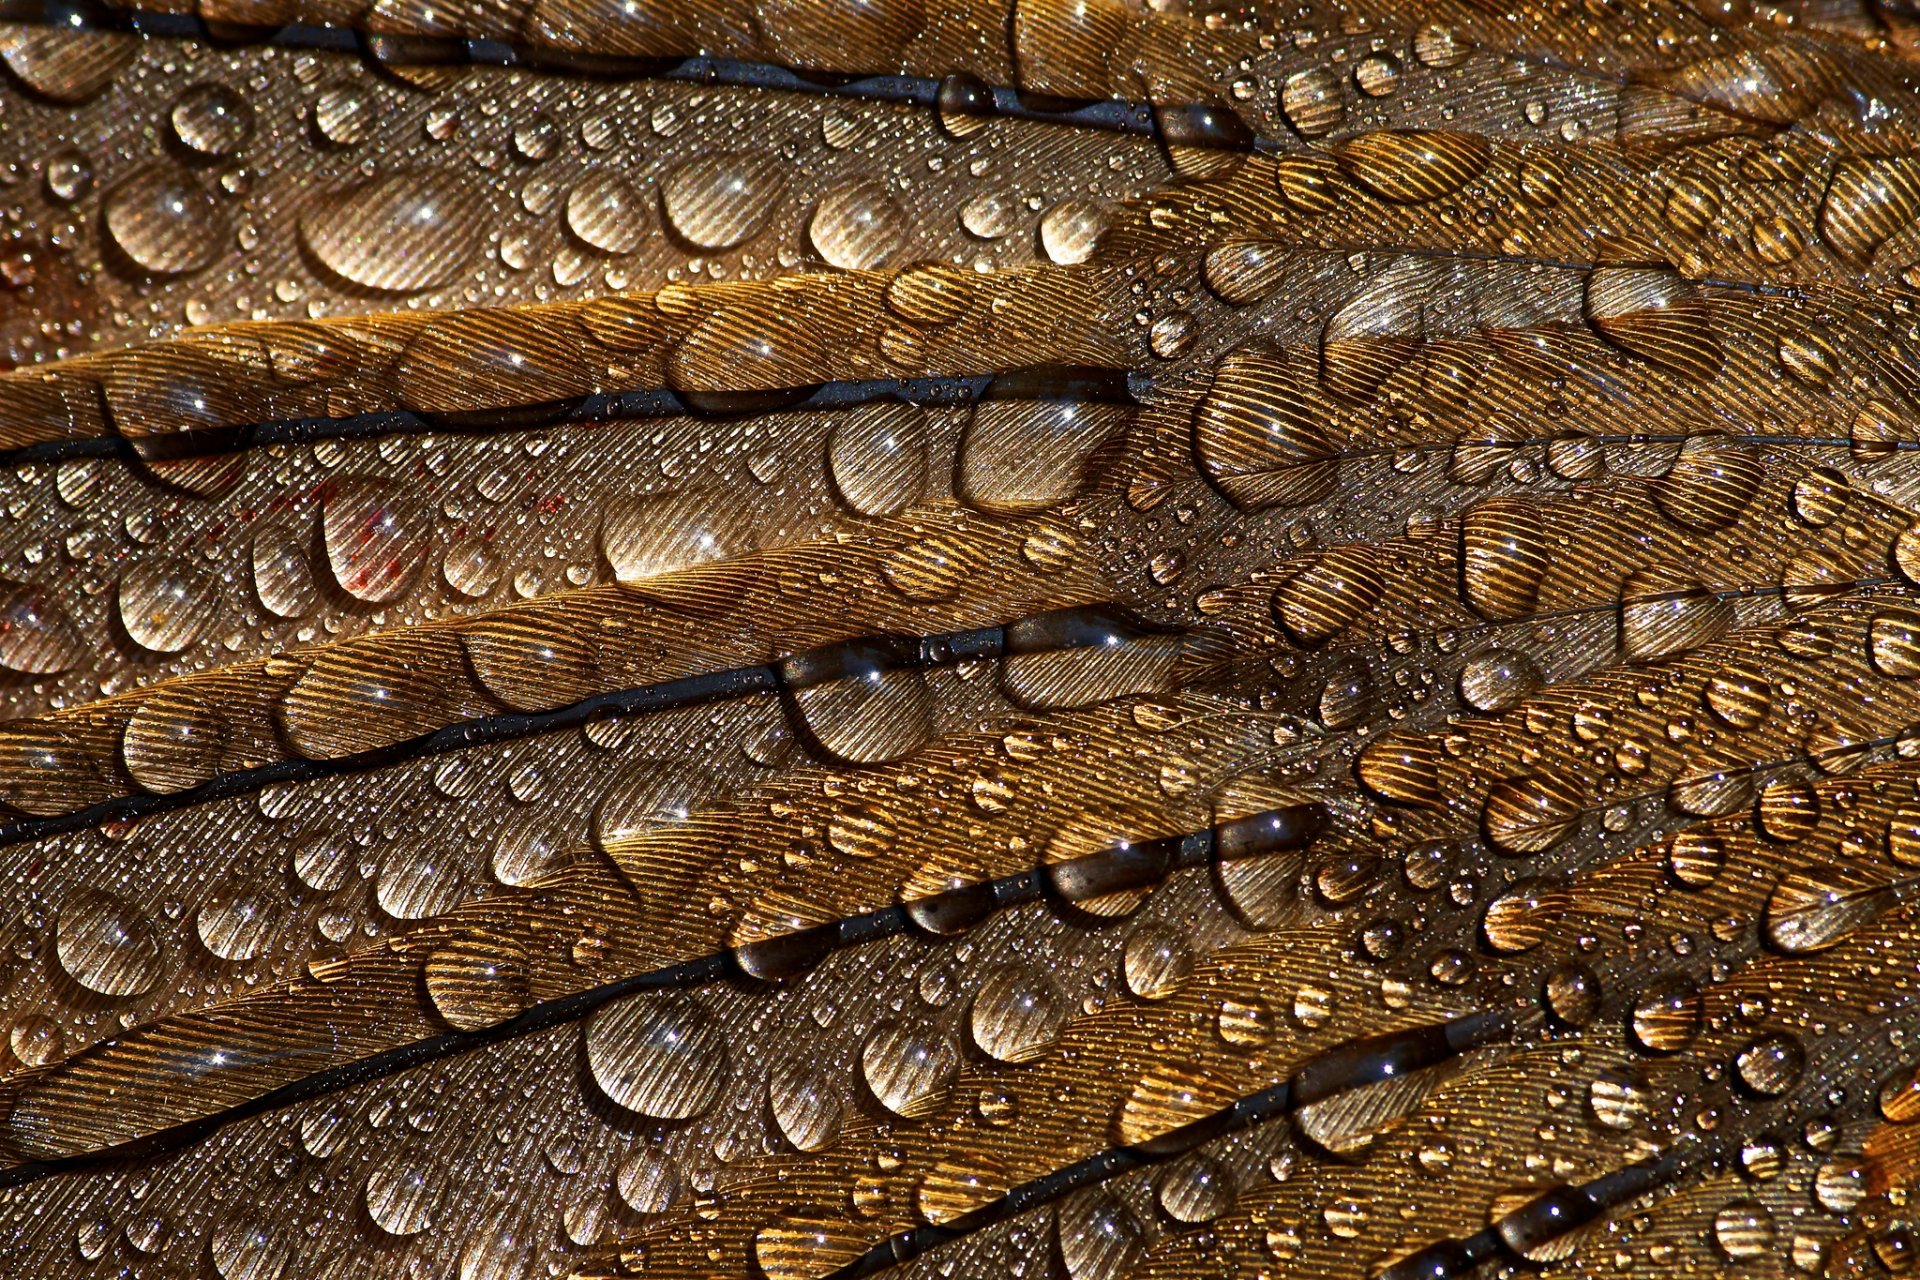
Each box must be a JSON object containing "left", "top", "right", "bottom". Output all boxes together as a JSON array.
[{"left": 4, "top": 1, "right": 1920, "bottom": 1277}]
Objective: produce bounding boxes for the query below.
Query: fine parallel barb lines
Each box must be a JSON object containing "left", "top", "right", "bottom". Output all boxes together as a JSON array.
[{"left": 10, "top": 2, "right": 1920, "bottom": 1280}]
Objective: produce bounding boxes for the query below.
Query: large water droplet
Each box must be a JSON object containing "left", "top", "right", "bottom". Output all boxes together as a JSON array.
[
  {"left": 170, "top": 82, "right": 254, "bottom": 156},
  {"left": 660, "top": 152, "right": 786, "bottom": 250},
  {"left": 861, "top": 1018, "right": 958, "bottom": 1117},
  {"left": 585, "top": 993, "right": 728, "bottom": 1119},
  {"left": 103, "top": 167, "right": 226, "bottom": 276},
  {"left": 769, "top": 1059, "right": 846, "bottom": 1152},
  {"left": 564, "top": 172, "right": 649, "bottom": 255},
  {"left": 827, "top": 404, "right": 926, "bottom": 517},
  {"left": 957, "top": 382, "right": 1132, "bottom": 516},
  {"left": 56, "top": 890, "right": 163, "bottom": 996},
  {"left": 809, "top": 179, "right": 906, "bottom": 270},
  {"left": 0, "top": 583, "right": 85, "bottom": 673},
  {"left": 195, "top": 894, "right": 278, "bottom": 961},
  {"left": 1764, "top": 863, "right": 1896, "bottom": 953},
  {"left": 365, "top": 1165, "right": 437, "bottom": 1236},
  {"left": 301, "top": 172, "right": 481, "bottom": 292},
  {"left": 1629, "top": 973, "right": 1703, "bottom": 1053},
  {"left": 117, "top": 562, "right": 218, "bottom": 653},
  {"left": 322, "top": 478, "right": 432, "bottom": 603},
  {"left": 209, "top": 1214, "right": 293, "bottom": 1280},
  {"left": 969, "top": 969, "right": 1068, "bottom": 1063}
]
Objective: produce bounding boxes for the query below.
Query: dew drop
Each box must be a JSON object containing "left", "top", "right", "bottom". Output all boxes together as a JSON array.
[
  {"left": 661, "top": 152, "right": 786, "bottom": 250},
  {"left": 584, "top": 993, "right": 728, "bottom": 1119},
  {"left": 103, "top": 167, "right": 226, "bottom": 276},
  {"left": 56, "top": 890, "right": 162, "bottom": 996},
  {"left": 301, "top": 172, "right": 481, "bottom": 292}
]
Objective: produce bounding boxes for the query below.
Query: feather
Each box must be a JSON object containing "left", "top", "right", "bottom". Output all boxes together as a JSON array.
[{"left": 6, "top": 2, "right": 1920, "bottom": 1279}]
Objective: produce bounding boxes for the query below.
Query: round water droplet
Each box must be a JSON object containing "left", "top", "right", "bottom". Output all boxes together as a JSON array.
[
  {"left": 1588, "top": 1067, "right": 1651, "bottom": 1130},
  {"left": 1629, "top": 973, "right": 1703, "bottom": 1053},
  {"left": 375, "top": 851, "right": 468, "bottom": 920},
  {"left": 425, "top": 936, "right": 532, "bottom": 1031},
  {"left": 1279, "top": 66, "right": 1344, "bottom": 137},
  {"left": 615, "top": 1146, "right": 680, "bottom": 1214},
  {"left": 1057, "top": 1191, "right": 1145, "bottom": 1280},
  {"left": 1714, "top": 1199, "right": 1775, "bottom": 1260},
  {"left": 117, "top": 562, "right": 218, "bottom": 653},
  {"left": 195, "top": 895, "right": 277, "bottom": 961},
  {"left": 598, "top": 490, "right": 751, "bottom": 585},
  {"left": 322, "top": 478, "right": 431, "bottom": 603},
  {"left": 209, "top": 1214, "right": 292, "bottom": 1280},
  {"left": 1458, "top": 650, "right": 1541, "bottom": 712},
  {"left": 753, "top": 1212, "right": 868, "bottom": 1280},
  {"left": 970, "top": 969, "right": 1068, "bottom": 1063},
  {"left": 301, "top": 172, "right": 481, "bottom": 292},
  {"left": 1734, "top": 1032, "right": 1805, "bottom": 1097},
  {"left": 1123, "top": 923, "right": 1193, "bottom": 999},
  {"left": 585, "top": 993, "right": 728, "bottom": 1119},
  {"left": 1038, "top": 198, "right": 1107, "bottom": 265},
  {"left": 562, "top": 172, "right": 648, "bottom": 255},
  {"left": 313, "top": 85, "right": 376, "bottom": 145},
  {"left": 660, "top": 151, "right": 786, "bottom": 250},
  {"left": 1157, "top": 1155, "right": 1235, "bottom": 1223},
  {"left": 441, "top": 538, "right": 500, "bottom": 597},
  {"left": 170, "top": 82, "right": 254, "bottom": 156},
  {"left": 768, "top": 1057, "right": 846, "bottom": 1153},
  {"left": 365, "top": 1166, "right": 436, "bottom": 1236},
  {"left": 56, "top": 890, "right": 162, "bottom": 996},
  {"left": 861, "top": 1018, "right": 958, "bottom": 1118},
  {"left": 809, "top": 179, "right": 905, "bottom": 270},
  {"left": 827, "top": 403, "right": 926, "bottom": 517},
  {"left": 44, "top": 148, "right": 93, "bottom": 203},
  {"left": 103, "top": 167, "right": 226, "bottom": 275},
  {"left": 0, "top": 584, "right": 85, "bottom": 674}
]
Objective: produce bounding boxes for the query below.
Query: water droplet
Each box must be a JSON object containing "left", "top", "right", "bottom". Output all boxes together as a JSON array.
[
  {"left": 1038, "top": 198, "right": 1107, "bottom": 265},
  {"left": 1764, "top": 863, "right": 1896, "bottom": 953},
  {"left": 1819, "top": 156, "right": 1920, "bottom": 262},
  {"left": 425, "top": 935, "right": 533, "bottom": 1031},
  {"left": 810, "top": 179, "right": 905, "bottom": 270},
  {"left": 1584, "top": 266, "right": 1722, "bottom": 381},
  {"left": 906, "top": 1151, "right": 1007, "bottom": 1225},
  {"left": 195, "top": 895, "right": 277, "bottom": 961},
  {"left": 564, "top": 172, "right": 648, "bottom": 255},
  {"left": 365, "top": 1165, "right": 436, "bottom": 1236},
  {"left": 209, "top": 1214, "right": 292, "bottom": 1280},
  {"left": 1458, "top": 650, "right": 1542, "bottom": 712},
  {"left": 769, "top": 1058, "right": 846, "bottom": 1152},
  {"left": 1629, "top": 973, "right": 1703, "bottom": 1053},
  {"left": 1734, "top": 1032, "right": 1805, "bottom": 1097},
  {"left": 826, "top": 403, "right": 926, "bottom": 517},
  {"left": 585, "top": 993, "right": 728, "bottom": 1119},
  {"left": 322, "top": 478, "right": 432, "bottom": 603},
  {"left": 753, "top": 1212, "right": 868, "bottom": 1280},
  {"left": 56, "top": 890, "right": 162, "bottom": 996},
  {"left": 660, "top": 151, "right": 786, "bottom": 250},
  {"left": 103, "top": 167, "right": 226, "bottom": 275},
  {"left": 1460, "top": 499, "right": 1548, "bottom": 620},
  {"left": 170, "top": 82, "right": 253, "bottom": 156},
  {"left": 313, "top": 84, "right": 375, "bottom": 146},
  {"left": 1483, "top": 773, "right": 1582, "bottom": 854},
  {"left": 1619, "top": 561, "right": 1734, "bottom": 661},
  {"left": 598, "top": 489, "right": 753, "bottom": 585},
  {"left": 1334, "top": 129, "right": 1491, "bottom": 203},
  {"left": 615, "top": 1145, "right": 681, "bottom": 1213},
  {"left": 0, "top": 583, "right": 85, "bottom": 673},
  {"left": 252, "top": 525, "right": 318, "bottom": 619},
  {"left": 1057, "top": 1191, "right": 1145, "bottom": 1280},
  {"left": 957, "top": 383, "right": 1131, "bottom": 516},
  {"left": 117, "top": 562, "right": 218, "bottom": 652},
  {"left": 970, "top": 969, "right": 1068, "bottom": 1063},
  {"left": 1279, "top": 66, "right": 1344, "bottom": 138},
  {"left": 1713, "top": 1199, "right": 1775, "bottom": 1260},
  {"left": 861, "top": 1018, "right": 958, "bottom": 1118},
  {"left": 301, "top": 172, "right": 481, "bottom": 292},
  {"left": 1123, "top": 923, "right": 1193, "bottom": 999},
  {"left": 1157, "top": 1155, "right": 1235, "bottom": 1223},
  {"left": 1651, "top": 434, "right": 1762, "bottom": 532}
]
